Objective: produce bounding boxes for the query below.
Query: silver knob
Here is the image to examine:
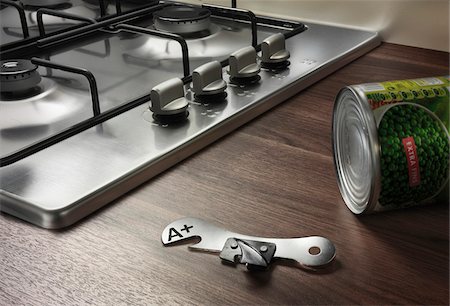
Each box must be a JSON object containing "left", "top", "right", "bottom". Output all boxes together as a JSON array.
[
  {"left": 228, "top": 46, "right": 261, "bottom": 84},
  {"left": 261, "top": 33, "right": 290, "bottom": 69},
  {"left": 192, "top": 61, "right": 227, "bottom": 99},
  {"left": 150, "top": 78, "right": 189, "bottom": 122}
]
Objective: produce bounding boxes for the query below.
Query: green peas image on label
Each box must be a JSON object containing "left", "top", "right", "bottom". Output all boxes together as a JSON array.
[{"left": 377, "top": 103, "right": 449, "bottom": 209}]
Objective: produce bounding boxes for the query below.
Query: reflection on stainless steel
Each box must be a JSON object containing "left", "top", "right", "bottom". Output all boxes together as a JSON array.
[
  {"left": 0, "top": 77, "right": 93, "bottom": 156},
  {"left": 125, "top": 22, "right": 258, "bottom": 63},
  {"left": 24, "top": 6, "right": 97, "bottom": 29},
  {"left": 0, "top": 0, "right": 100, "bottom": 45},
  {"left": 0, "top": 6, "right": 380, "bottom": 228}
]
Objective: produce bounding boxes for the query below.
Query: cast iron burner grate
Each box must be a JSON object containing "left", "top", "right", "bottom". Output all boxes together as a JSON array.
[{"left": 21, "top": 0, "right": 72, "bottom": 10}]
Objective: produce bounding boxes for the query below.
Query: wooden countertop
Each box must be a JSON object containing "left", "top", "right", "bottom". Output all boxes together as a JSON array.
[{"left": 1, "top": 43, "right": 449, "bottom": 305}]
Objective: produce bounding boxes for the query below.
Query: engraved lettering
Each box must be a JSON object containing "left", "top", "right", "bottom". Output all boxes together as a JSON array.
[
  {"left": 168, "top": 227, "right": 183, "bottom": 241},
  {"left": 180, "top": 224, "right": 193, "bottom": 233}
]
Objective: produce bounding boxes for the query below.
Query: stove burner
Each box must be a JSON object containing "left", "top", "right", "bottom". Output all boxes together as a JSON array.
[
  {"left": 154, "top": 6, "right": 211, "bottom": 35},
  {"left": 0, "top": 59, "right": 42, "bottom": 96}
]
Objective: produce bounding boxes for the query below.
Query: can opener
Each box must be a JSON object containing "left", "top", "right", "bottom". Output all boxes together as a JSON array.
[{"left": 161, "top": 217, "right": 336, "bottom": 270}]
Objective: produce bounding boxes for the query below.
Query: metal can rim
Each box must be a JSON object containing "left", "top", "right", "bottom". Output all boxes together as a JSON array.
[{"left": 332, "top": 86, "right": 381, "bottom": 214}]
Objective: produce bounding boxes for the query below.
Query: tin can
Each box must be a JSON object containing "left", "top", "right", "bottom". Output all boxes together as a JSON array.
[{"left": 332, "top": 76, "right": 449, "bottom": 214}]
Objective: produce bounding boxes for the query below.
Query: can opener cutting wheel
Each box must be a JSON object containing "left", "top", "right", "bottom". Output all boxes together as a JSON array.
[{"left": 161, "top": 217, "right": 336, "bottom": 270}]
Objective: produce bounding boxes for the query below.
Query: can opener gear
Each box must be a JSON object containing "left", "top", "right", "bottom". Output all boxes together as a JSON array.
[{"left": 161, "top": 217, "right": 336, "bottom": 270}]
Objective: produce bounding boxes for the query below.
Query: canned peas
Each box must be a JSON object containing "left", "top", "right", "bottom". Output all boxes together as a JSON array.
[{"left": 378, "top": 104, "right": 449, "bottom": 207}]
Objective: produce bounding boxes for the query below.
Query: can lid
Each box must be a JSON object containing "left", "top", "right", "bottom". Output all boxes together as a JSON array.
[{"left": 332, "top": 87, "right": 381, "bottom": 214}]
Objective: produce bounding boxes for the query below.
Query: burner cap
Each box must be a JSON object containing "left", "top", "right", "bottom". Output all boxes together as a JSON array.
[
  {"left": 154, "top": 6, "right": 211, "bottom": 34},
  {"left": 1, "top": 59, "right": 41, "bottom": 94}
]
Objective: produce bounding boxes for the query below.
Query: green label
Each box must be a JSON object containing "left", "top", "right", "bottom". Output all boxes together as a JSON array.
[
  {"left": 358, "top": 77, "right": 450, "bottom": 211},
  {"left": 358, "top": 76, "right": 450, "bottom": 132},
  {"left": 377, "top": 104, "right": 449, "bottom": 210},
  {"left": 358, "top": 77, "right": 450, "bottom": 210}
]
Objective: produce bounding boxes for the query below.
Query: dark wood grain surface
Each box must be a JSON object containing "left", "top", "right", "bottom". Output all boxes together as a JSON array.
[{"left": 1, "top": 43, "right": 449, "bottom": 305}]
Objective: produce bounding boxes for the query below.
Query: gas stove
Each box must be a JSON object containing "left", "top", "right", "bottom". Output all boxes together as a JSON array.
[{"left": 0, "top": 0, "right": 380, "bottom": 228}]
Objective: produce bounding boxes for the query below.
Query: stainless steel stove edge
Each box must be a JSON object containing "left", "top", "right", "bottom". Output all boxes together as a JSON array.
[{"left": 0, "top": 31, "right": 380, "bottom": 229}]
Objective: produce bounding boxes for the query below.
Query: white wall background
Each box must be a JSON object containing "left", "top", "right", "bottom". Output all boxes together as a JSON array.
[{"left": 183, "top": 0, "right": 450, "bottom": 52}]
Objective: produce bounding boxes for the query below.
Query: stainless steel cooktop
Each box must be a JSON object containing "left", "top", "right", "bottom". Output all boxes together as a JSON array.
[{"left": 0, "top": 1, "right": 380, "bottom": 228}]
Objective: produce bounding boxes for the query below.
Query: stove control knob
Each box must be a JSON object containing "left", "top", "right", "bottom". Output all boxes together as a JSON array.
[
  {"left": 228, "top": 46, "right": 261, "bottom": 85},
  {"left": 261, "top": 33, "right": 290, "bottom": 70},
  {"left": 192, "top": 61, "right": 227, "bottom": 102},
  {"left": 150, "top": 78, "right": 189, "bottom": 123}
]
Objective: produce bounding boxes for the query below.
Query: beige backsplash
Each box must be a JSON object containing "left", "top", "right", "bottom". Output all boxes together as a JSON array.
[{"left": 182, "top": 0, "right": 449, "bottom": 52}]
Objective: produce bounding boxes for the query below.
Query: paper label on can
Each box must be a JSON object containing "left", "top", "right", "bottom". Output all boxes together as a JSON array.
[
  {"left": 402, "top": 136, "right": 421, "bottom": 187},
  {"left": 358, "top": 76, "right": 450, "bottom": 132},
  {"left": 358, "top": 83, "right": 385, "bottom": 92},
  {"left": 412, "top": 77, "right": 444, "bottom": 86},
  {"left": 336, "top": 77, "right": 450, "bottom": 213}
]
